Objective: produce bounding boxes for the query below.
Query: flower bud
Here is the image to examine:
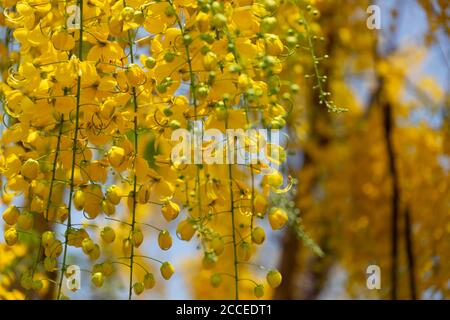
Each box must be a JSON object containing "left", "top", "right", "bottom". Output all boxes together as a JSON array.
[
  {"left": 4, "top": 228, "right": 18, "bottom": 246},
  {"left": 133, "top": 282, "right": 144, "bottom": 295},
  {"left": 211, "top": 237, "right": 224, "bottom": 255},
  {"left": 211, "top": 13, "right": 226, "bottom": 28},
  {"left": 91, "top": 272, "right": 104, "bottom": 288},
  {"left": 176, "top": 219, "right": 195, "bottom": 241},
  {"left": 266, "top": 269, "right": 282, "bottom": 288},
  {"left": 132, "top": 229, "right": 144, "bottom": 248},
  {"left": 108, "top": 146, "right": 127, "bottom": 170},
  {"left": 82, "top": 238, "right": 95, "bottom": 254},
  {"left": 101, "top": 227, "right": 116, "bottom": 243},
  {"left": 203, "top": 51, "right": 217, "bottom": 71},
  {"left": 161, "top": 200, "right": 180, "bottom": 222},
  {"left": 17, "top": 212, "right": 34, "bottom": 230},
  {"left": 160, "top": 261, "right": 174, "bottom": 280},
  {"left": 267, "top": 170, "right": 283, "bottom": 188},
  {"left": 73, "top": 190, "right": 85, "bottom": 211},
  {"left": 144, "top": 273, "right": 155, "bottom": 289},
  {"left": 268, "top": 207, "right": 288, "bottom": 230},
  {"left": 45, "top": 240, "right": 63, "bottom": 258},
  {"left": 210, "top": 273, "right": 222, "bottom": 288},
  {"left": 254, "top": 284, "right": 264, "bottom": 298},
  {"left": 106, "top": 185, "right": 121, "bottom": 205},
  {"left": 2, "top": 206, "right": 20, "bottom": 225},
  {"left": 251, "top": 227, "right": 266, "bottom": 245},
  {"left": 101, "top": 200, "right": 116, "bottom": 216},
  {"left": 237, "top": 241, "right": 251, "bottom": 261},
  {"left": 21, "top": 159, "right": 39, "bottom": 180},
  {"left": 158, "top": 230, "right": 172, "bottom": 250},
  {"left": 126, "top": 63, "right": 146, "bottom": 87},
  {"left": 196, "top": 11, "right": 210, "bottom": 32},
  {"left": 121, "top": 7, "right": 135, "bottom": 22},
  {"left": 145, "top": 56, "right": 156, "bottom": 69},
  {"left": 42, "top": 231, "right": 55, "bottom": 248}
]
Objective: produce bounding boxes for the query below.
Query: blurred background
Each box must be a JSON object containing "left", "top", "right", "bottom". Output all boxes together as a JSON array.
[{"left": 1, "top": 0, "right": 449, "bottom": 299}]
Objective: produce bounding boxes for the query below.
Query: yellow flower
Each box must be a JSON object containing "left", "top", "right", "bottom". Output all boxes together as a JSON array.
[
  {"left": 125, "top": 64, "right": 146, "bottom": 87},
  {"left": 211, "top": 237, "right": 224, "bottom": 256},
  {"left": 87, "top": 41, "right": 125, "bottom": 72},
  {"left": 73, "top": 190, "right": 86, "bottom": 211},
  {"left": 20, "top": 158, "right": 39, "bottom": 180},
  {"left": 176, "top": 219, "right": 195, "bottom": 241},
  {"left": 41, "top": 231, "right": 55, "bottom": 248},
  {"left": 108, "top": 146, "right": 127, "bottom": 170},
  {"left": 196, "top": 11, "right": 210, "bottom": 33},
  {"left": 260, "top": 34, "right": 284, "bottom": 56},
  {"left": 210, "top": 273, "right": 222, "bottom": 288},
  {"left": 161, "top": 200, "right": 180, "bottom": 222},
  {"left": 158, "top": 230, "right": 173, "bottom": 250},
  {"left": 266, "top": 269, "right": 282, "bottom": 288},
  {"left": 67, "top": 229, "right": 89, "bottom": 248},
  {"left": 2, "top": 154, "right": 22, "bottom": 178},
  {"left": 268, "top": 207, "right": 288, "bottom": 230},
  {"left": 2, "top": 206, "right": 20, "bottom": 225},
  {"left": 100, "top": 227, "right": 116, "bottom": 244},
  {"left": 144, "top": 273, "right": 155, "bottom": 289},
  {"left": 237, "top": 242, "right": 252, "bottom": 261},
  {"left": 91, "top": 272, "right": 104, "bottom": 288},
  {"left": 82, "top": 238, "right": 95, "bottom": 254},
  {"left": 4, "top": 228, "right": 18, "bottom": 246},
  {"left": 83, "top": 184, "right": 104, "bottom": 219},
  {"left": 266, "top": 170, "right": 283, "bottom": 189},
  {"left": 133, "top": 282, "right": 144, "bottom": 295},
  {"left": 106, "top": 185, "right": 122, "bottom": 205},
  {"left": 251, "top": 227, "right": 266, "bottom": 245},
  {"left": 101, "top": 200, "right": 116, "bottom": 216},
  {"left": 17, "top": 212, "right": 34, "bottom": 231},
  {"left": 132, "top": 229, "right": 144, "bottom": 248},
  {"left": 51, "top": 31, "right": 75, "bottom": 51},
  {"left": 160, "top": 261, "right": 174, "bottom": 280}
]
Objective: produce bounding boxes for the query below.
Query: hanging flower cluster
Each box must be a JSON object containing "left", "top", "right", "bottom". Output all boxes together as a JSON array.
[{"left": 0, "top": 0, "right": 333, "bottom": 299}]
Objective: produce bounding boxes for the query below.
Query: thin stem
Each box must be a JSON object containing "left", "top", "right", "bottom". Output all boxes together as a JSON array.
[
  {"left": 169, "top": 0, "right": 204, "bottom": 219},
  {"left": 225, "top": 110, "right": 239, "bottom": 300},
  {"left": 126, "top": 26, "right": 139, "bottom": 300},
  {"left": 300, "top": 11, "right": 345, "bottom": 113},
  {"left": 45, "top": 116, "right": 64, "bottom": 221},
  {"left": 27, "top": 117, "right": 65, "bottom": 299},
  {"left": 56, "top": 0, "right": 84, "bottom": 299}
]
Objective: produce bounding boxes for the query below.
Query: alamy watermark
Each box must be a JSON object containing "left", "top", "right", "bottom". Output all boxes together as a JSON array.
[
  {"left": 367, "top": 5, "right": 381, "bottom": 30},
  {"left": 171, "top": 121, "right": 283, "bottom": 175},
  {"left": 366, "top": 265, "right": 381, "bottom": 290},
  {"left": 66, "top": 264, "right": 81, "bottom": 292}
]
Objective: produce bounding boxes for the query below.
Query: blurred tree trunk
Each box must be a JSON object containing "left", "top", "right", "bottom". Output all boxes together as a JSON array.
[
  {"left": 380, "top": 98, "right": 400, "bottom": 300},
  {"left": 404, "top": 207, "right": 417, "bottom": 300}
]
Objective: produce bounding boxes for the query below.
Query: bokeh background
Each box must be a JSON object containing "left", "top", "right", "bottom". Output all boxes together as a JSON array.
[{"left": 1, "top": 0, "right": 449, "bottom": 299}]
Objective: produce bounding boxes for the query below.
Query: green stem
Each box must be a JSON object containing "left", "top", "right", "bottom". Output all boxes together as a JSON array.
[
  {"left": 56, "top": 0, "right": 84, "bottom": 299},
  {"left": 126, "top": 27, "right": 139, "bottom": 300},
  {"left": 169, "top": 0, "right": 204, "bottom": 218},
  {"left": 45, "top": 116, "right": 64, "bottom": 222},
  {"left": 225, "top": 112, "right": 239, "bottom": 300},
  {"left": 27, "top": 117, "right": 65, "bottom": 300},
  {"left": 300, "top": 11, "right": 345, "bottom": 113}
]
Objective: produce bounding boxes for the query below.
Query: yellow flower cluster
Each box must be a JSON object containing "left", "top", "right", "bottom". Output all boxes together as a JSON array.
[{"left": 0, "top": 0, "right": 327, "bottom": 299}]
